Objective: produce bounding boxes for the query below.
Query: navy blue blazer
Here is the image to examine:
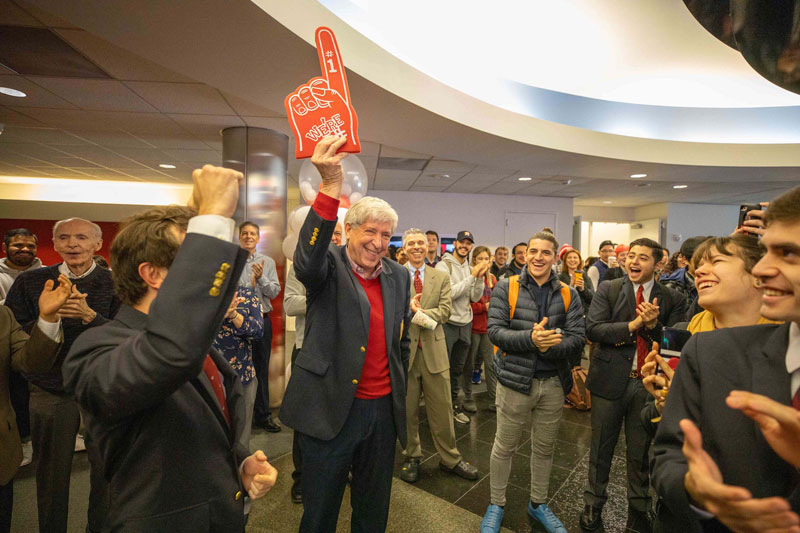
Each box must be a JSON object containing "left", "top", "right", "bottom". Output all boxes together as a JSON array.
[
  {"left": 63, "top": 233, "right": 251, "bottom": 532},
  {"left": 280, "top": 207, "right": 411, "bottom": 446}
]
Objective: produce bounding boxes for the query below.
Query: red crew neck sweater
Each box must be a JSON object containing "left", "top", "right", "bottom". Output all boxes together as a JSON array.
[{"left": 353, "top": 275, "right": 391, "bottom": 399}]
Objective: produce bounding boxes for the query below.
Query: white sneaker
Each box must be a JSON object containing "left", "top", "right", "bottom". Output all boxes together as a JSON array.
[
  {"left": 74, "top": 434, "right": 86, "bottom": 452},
  {"left": 20, "top": 441, "right": 32, "bottom": 467}
]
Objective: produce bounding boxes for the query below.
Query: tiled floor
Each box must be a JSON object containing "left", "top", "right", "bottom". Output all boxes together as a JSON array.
[
  {"left": 395, "top": 383, "right": 649, "bottom": 533},
  {"left": 12, "top": 383, "right": 648, "bottom": 532}
]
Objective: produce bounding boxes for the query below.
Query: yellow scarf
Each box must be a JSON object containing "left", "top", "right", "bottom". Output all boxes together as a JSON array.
[{"left": 686, "top": 309, "right": 780, "bottom": 334}]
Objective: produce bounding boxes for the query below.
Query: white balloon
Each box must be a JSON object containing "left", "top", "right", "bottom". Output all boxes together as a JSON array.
[
  {"left": 340, "top": 183, "right": 352, "bottom": 197},
  {"left": 299, "top": 180, "right": 317, "bottom": 205},
  {"left": 282, "top": 233, "right": 299, "bottom": 260},
  {"left": 349, "top": 192, "right": 363, "bottom": 205},
  {"left": 341, "top": 155, "right": 368, "bottom": 198},
  {"left": 288, "top": 205, "right": 311, "bottom": 234}
]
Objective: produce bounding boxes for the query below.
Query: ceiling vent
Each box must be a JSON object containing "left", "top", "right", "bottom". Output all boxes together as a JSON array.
[
  {"left": 377, "top": 157, "right": 429, "bottom": 171},
  {"left": 0, "top": 26, "right": 110, "bottom": 78}
]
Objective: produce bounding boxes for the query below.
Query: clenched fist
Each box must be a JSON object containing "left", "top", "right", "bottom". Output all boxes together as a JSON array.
[{"left": 188, "top": 165, "right": 243, "bottom": 218}]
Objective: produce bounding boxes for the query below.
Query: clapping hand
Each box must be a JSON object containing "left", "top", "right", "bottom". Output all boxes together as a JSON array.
[
  {"left": 251, "top": 260, "right": 265, "bottom": 288},
  {"left": 726, "top": 391, "right": 800, "bottom": 468},
  {"left": 681, "top": 419, "right": 800, "bottom": 532},
  {"left": 225, "top": 293, "right": 244, "bottom": 320},
  {"left": 531, "top": 317, "right": 563, "bottom": 353},
  {"left": 38, "top": 274, "right": 72, "bottom": 323},
  {"left": 641, "top": 342, "right": 673, "bottom": 414},
  {"left": 636, "top": 297, "right": 660, "bottom": 329},
  {"left": 241, "top": 450, "right": 278, "bottom": 500},
  {"left": 57, "top": 285, "right": 97, "bottom": 324},
  {"left": 471, "top": 262, "right": 489, "bottom": 279}
]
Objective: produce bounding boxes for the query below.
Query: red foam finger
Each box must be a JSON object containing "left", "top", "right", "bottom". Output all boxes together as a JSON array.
[
  {"left": 316, "top": 26, "right": 350, "bottom": 105},
  {"left": 286, "top": 93, "right": 307, "bottom": 117},
  {"left": 297, "top": 86, "right": 319, "bottom": 112}
]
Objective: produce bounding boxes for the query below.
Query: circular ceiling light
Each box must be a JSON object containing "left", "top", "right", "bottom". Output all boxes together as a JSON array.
[
  {"left": 159, "top": 164, "right": 176, "bottom": 169},
  {"left": 630, "top": 173, "right": 647, "bottom": 178},
  {"left": 0, "top": 87, "right": 27, "bottom": 98},
  {"left": 518, "top": 176, "right": 532, "bottom": 181},
  {"left": 673, "top": 184, "right": 688, "bottom": 189}
]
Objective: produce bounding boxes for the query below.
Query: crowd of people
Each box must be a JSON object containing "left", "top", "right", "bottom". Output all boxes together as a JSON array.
[{"left": 0, "top": 136, "right": 798, "bottom": 533}]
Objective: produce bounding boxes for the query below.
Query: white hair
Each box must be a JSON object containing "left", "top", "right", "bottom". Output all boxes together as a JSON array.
[
  {"left": 344, "top": 196, "right": 398, "bottom": 232},
  {"left": 52, "top": 218, "right": 102, "bottom": 241},
  {"left": 402, "top": 228, "right": 425, "bottom": 247}
]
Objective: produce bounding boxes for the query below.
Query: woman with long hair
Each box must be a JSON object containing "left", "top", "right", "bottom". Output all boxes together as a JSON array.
[
  {"left": 557, "top": 248, "right": 594, "bottom": 315},
  {"left": 465, "top": 246, "right": 498, "bottom": 412}
]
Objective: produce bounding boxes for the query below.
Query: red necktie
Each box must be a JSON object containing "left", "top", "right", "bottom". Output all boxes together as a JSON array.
[
  {"left": 793, "top": 388, "right": 800, "bottom": 411},
  {"left": 203, "top": 355, "right": 230, "bottom": 425},
  {"left": 635, "top": 285, "right": 648, "bottom": 377},
  {"left": 414, "top": 269, "right": 423, "bottom": 295}
]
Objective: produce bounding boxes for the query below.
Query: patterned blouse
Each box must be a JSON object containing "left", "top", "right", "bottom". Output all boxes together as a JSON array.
[{"left": 212, "top": 286, "right": 264, "bottom": 385}]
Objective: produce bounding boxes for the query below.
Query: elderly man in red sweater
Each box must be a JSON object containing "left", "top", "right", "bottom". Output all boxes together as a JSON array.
[{"left": 280, "top": 136, "right": 411, "bottom": 532}]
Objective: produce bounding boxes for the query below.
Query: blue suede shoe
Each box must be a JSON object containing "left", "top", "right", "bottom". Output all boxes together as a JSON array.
[
  {"left": 481, "top": 504, "right": 504, "bottom": 533},
  {"left": 528, "top": 502, "right": 567, "bottom": 533}
]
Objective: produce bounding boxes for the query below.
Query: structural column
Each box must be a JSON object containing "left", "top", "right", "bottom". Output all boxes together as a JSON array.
[{"left": 222, "top": 126, "right": 288, "bottom": 407}]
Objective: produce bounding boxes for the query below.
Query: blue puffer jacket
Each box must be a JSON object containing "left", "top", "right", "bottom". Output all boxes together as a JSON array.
[{"left": 488, "top": 269, "right": 586, "bottom": 396}]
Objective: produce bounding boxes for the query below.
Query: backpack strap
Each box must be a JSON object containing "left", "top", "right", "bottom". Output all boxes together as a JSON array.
[
  {"left": 508, "top": 275, "right": 519, "bottom": 320},
  {"left": 559, "top": 281, "right": 571, "bottom": 313}
]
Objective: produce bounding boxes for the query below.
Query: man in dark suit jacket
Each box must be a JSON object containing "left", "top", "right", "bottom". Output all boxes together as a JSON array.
[
  {"left": 581, "top": 238, "right": 686, "bottom": 531},
  {"left": 62, "top": 165, "right": 277, "bottom": 532},
  {"left": 652, "top": 185, "right": 800, "bottom": 533},
  {"left": 280, "top": 136, "right": 411, "bottom": 532}
]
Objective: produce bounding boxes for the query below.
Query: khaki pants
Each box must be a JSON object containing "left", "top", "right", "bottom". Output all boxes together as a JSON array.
[{"left": 404, "top": 349, "right": 461, "bottom": 468}]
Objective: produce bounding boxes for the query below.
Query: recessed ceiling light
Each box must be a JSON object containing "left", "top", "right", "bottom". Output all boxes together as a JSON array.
[
  {"left": 603, "top": 201, "right": 613, "bottom": 204},
  {"left": 159, "top": 164, "right": 176, "bottom": 169},
  {"left": 630, "top": 173, "right": 647, "bottom": 178},
  {"left": 432, "top": 173, "right": 450, "bottom": 179},
  {"left": 518, "top": 176, "right": 532, "bottom": 181},
  {"left": 0, "top": 87, "right": 27, "bottom": 98},
  {"left": 673, "top": 184, "right": 688, "bottom": 189}
]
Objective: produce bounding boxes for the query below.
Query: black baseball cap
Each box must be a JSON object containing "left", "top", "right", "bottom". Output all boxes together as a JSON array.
[{"left": 456, "top": 230, "right": 474, "bottom": 243}]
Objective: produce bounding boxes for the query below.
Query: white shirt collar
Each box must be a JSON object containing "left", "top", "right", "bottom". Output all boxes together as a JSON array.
[
  {"left": 787, "top": 322, "right": 800, "bottom": 375},
  {"left": 58, "top": 261, "right": 97, "bottom": 280},
  {"left": 407, "top": 262, "right": 424, "bottom": 280}
]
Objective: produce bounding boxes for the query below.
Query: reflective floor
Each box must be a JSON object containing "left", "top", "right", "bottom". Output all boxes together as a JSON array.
[{"left": 11, "top": 383, "right": 646, "bottom": 532}]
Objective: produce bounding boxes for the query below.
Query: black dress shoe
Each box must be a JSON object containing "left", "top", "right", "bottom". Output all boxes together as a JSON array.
[
  {"left": 291, "top": 480, "right": 303, "bottom": 504},
  {"left": 579, "top": 505, "right": 602, "bottom": 531},
  {"left": 257, "top": 416, "right": 281, "bottom": 433},
  {"left": 439, "top": 460, "right": 479, "bottom": 480},
  {"left": 400, "top": 458, "right": 420, "bottom": 483},
  {"left": 627, "top": 507, "right": 652, "bottom": 533}
]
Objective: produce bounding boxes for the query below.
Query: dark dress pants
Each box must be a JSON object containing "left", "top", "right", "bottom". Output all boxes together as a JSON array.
[
  {"left": 252, "top": 315, "right": 273, "bottom": 424},
  {"left": 298, "top": 395, "right": 396, "bottom": 533},
  {"left": 584, "top": 378, "right": 652, "bottom": 512},
  {"left": 442, "top": 322, "right": 472, "bottom": 407},
  {"left": 9, "top": 371, "right": 29, "bottom": 440},
  {"left": 290, "top": 345, "right": 302, "bottom": 483},
  {"left": 0, "top": 479, "right": 12, "bottom": 533}
]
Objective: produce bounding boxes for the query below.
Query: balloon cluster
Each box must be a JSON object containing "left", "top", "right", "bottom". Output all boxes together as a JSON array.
[
  {"left": 297, "top": 156, "right": 368, "bottom": 208},
  {"left": 283, "top": 155, "right": 368, "bottom": 259}
]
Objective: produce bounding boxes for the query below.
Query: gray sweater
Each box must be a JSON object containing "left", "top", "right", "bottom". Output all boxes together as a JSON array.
[{"left": 435, "top": 253, "right": 483, "bottom": 326}]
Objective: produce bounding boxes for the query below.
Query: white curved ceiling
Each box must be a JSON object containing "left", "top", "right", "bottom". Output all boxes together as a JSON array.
[{"left": 319, "top": 0, "right": 800, "bottom": 108}]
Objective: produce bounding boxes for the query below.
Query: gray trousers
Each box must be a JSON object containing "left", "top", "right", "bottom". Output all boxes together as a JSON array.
[
  {"left": 442, "top": 322, "right": 472, "bottom": 407},
  {"left": 239, "top": 376, "right": 258, "bottom": 452},
  {"left": 468, "top": 332, "right": 496, "bottom": 402},
  {"left": 490, "top": 379, "right": 564, "bottom": 505},
  {"left": 583, "top": 378, "right": 651, "bottom": 512}
]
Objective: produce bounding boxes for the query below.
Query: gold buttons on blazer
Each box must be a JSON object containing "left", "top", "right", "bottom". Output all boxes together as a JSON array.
[
  {"left": 360, "top": 346, "right": 366, "bottom": 352},
  {"left": 235, "top": 491, "right": 242, "bottom": 501},
  {"left": 210, "top": 262, "right": 230, "bottom": 296},
  {"left": 352, "top": 379, "right": 358, "bottom": 385}
]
